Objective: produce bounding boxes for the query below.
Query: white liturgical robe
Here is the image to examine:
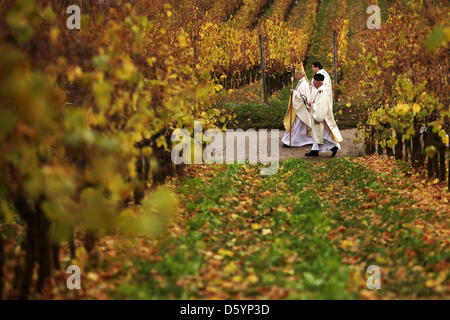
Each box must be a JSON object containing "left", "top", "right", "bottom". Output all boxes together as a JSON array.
[
  {"left": 311, "top": 69, "right": 333, "bottom": 104},
  {"left": 282, "top": 77, "right": 314, "bottom": 147},
  {"left": 310, "top": 84, "right": 342, "bottom": 152}
]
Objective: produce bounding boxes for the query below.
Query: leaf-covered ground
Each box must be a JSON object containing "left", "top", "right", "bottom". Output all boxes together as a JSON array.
[
  {"left": 8, "top": 155, "right": 447, "bottom": 299},
  {"left": 106, "top": 156, "right": 450, "bottom": 299}
]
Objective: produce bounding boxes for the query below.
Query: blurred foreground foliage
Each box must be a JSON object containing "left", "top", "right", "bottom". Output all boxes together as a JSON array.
[{"left": 0, "top": 0, "right": 224, "bottom": 298}]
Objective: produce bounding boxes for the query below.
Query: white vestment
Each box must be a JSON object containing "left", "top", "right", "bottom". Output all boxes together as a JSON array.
[
  {"left": 282, "top": 117, "right": 314, "bottom": 147},
  {"left": 282, "top": 78, "right": 314, "bottom": 147},
  {"left": 311, "top": 69, "right": 333, "bottom": 104},
  {"left": 311, "top": 125, "right": 341, "bottom": 152},
  {"left": 310, "top": 84, "right": 342, "bottom": 152}
]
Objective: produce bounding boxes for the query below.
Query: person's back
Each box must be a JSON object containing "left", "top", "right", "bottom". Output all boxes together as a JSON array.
[{"left": 311, "top": 62, "right": 333, "bottom": 104}]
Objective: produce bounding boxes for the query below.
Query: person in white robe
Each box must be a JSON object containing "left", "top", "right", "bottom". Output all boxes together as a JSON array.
[
  {"left": 311, "top": 61, "right": 333, "bottom": 105},
  {"left": 282, "top": 63, "right": 314, "bottom": 148},
  {"left": 305, "top": 73, "right": 343, "bottom": 157}
]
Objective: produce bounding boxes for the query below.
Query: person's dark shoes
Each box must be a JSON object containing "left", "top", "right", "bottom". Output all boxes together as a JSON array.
[
  {"left": 305, "top": 150, "right": 319, "bottom": 157},
  {"left": 330, "top": 146, "right": 338, "bottom": 158},
  {"left": 283, "top": 144, "right": 293, "bottom": 148}
]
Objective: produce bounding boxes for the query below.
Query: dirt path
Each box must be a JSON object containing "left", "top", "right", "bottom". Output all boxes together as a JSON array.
[
  {"left": 222, "top": 128, "right": 364, "bottom": 163},
  {"left": 278, "top": 128, "right": 363, "bottom": 161}
]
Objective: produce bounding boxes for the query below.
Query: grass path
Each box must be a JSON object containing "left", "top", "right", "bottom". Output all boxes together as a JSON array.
[
  {"left": 110, "top": 156, "right": 449, "bottom": 299},
  {"left": 304, "top": 0, "right": 391, "bottom": 81},
  {"left": 304, "top": 0, "right": 336, "bottom": 80},
  {"left": 347, "top": 0, "right": 369, "bottom": 54}
]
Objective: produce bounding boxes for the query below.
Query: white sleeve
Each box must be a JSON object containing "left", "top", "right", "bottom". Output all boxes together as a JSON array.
[
  {"left": 292, "top": 90, "right": 305, "bottom": 107},
  {"left": 299, "top": 82, "right": 312, "bottom": 103},
  {"left": 312, "top": 93, "right": 327, "bottom": 122}
]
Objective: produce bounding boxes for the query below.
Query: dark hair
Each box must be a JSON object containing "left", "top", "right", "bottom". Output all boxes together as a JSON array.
[
  {"left": 314, "top": 73, "right": 325, "bottom": 81},
  {"left": 312, "top": 62, "right": 323, "bottom": 69}
]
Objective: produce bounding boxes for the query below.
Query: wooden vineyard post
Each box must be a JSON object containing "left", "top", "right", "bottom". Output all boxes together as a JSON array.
[
  {"left": 395, "top": 134, "right": 403, "bottom": 160},
  {"left": 333, "top": 29, "right": 338, "bottom": 104},
  {"left": 193, "top": 34, "right": 198, "bottom": 61},
  {"left": 259, "top": 33, "right": 268, "bottom": 104},
  {"left": 439, "top": 142, "right": 446, "bottom": 182}
]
